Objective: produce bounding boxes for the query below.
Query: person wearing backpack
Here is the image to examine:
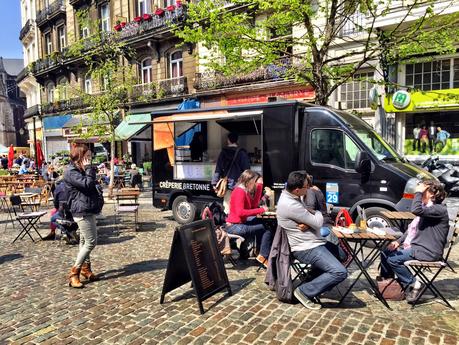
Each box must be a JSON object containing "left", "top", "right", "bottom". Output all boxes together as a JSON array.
[
  {"left": 211, "top": 133, "right": 251, "bottom": 214},
  {"left": 64, "top": 143, "right": 104, "bottom": 288}
]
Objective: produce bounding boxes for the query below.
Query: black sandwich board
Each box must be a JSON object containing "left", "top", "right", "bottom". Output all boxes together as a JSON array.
[{"left": 159, "top": 219, "right": 232, "bottom": 314}]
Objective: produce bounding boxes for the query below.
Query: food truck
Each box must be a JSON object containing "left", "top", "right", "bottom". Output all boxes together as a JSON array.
[{"left": 152, "top": 100, "right": 433, "bottom": 226}]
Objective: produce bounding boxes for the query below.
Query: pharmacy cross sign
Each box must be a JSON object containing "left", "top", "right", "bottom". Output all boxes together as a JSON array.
[{"left": 392, "top": 90, "right": 411, "bottom": 110}]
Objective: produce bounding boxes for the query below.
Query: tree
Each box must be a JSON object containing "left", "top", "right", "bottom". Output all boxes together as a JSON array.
[
  {"left": 176, "top": 0, "right": 459, "bottom": 105},
  {"left": 65, "top": 10, "right": 137, "bottom": 193}
]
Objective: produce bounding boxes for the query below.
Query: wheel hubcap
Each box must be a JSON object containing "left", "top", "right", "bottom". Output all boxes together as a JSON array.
[
  {"left": 367, "top": 216, "right": 390, "bottom": 228},
  {"left": 177, "top": 201, "right": 191, "bottom": 219}
]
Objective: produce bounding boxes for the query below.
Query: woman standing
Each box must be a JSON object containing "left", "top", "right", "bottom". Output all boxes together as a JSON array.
[
  {"left": 225, "top": 169, "right": 272, "bottom": 267},
  {"left": 65, "top": 144, "right": 104, "bottom": 288}
]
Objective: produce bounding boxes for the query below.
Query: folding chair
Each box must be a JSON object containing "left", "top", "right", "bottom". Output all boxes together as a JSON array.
[
  {"left": 9, "top": 195, "right": 47, "bottom": 243},
  {"left": 291, "top": 256, "right": 312, "bottom": 286},
  {"left": 404, "top": 226, "right": 459, "bottom": 309}
]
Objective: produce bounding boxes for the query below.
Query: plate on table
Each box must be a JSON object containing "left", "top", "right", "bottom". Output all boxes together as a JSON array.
[
  {"left": 332, "top": 226, "right": 359, "bottom": 234},
  {"left": 367, "top": 227, "right": 386, "bottom": 236}
]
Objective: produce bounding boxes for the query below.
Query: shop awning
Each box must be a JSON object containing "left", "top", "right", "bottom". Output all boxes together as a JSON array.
[
  {"left": 115, "top": 114, "right": 151, "bottom": 140},
  {"left": 43, "top": 114, "right": 73, "bottom": 130},
  {"left": 152, "top": 110, "right": 263, "bottom": 124}
]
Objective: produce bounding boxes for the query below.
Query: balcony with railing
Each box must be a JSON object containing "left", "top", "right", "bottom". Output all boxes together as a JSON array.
[
  {"left": 69, "top": 0, "right": 92, "bottom": 7},
  {"left": 36, "top": 0, "right": 66, "bottom": 27},
  {"left": 116, "top": 6, "right": 186, "bottom": 42},
  {"left": 130, "top": 77, "right": 188, "bottom": 103},
  {"left": 41, "top": 98, "right": 86, "bottom": 115},
  {"left": 194, "top": 60, "right": 292, "bottom": 91},
  {"left": 19, "top": 19, "right": 34, "bottom": 41}
]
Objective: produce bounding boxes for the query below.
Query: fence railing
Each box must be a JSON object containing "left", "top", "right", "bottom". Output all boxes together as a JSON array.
[{"left": 194, "top": 60, "right": 292, "bottom": 90}]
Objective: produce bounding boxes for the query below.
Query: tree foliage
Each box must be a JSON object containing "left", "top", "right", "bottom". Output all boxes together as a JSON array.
[
  {"left": 65, "top": 9, "right": 137, "bottom": 190},
  {"left": 176, "top": 0, "right": 459, "bottom": 105}
]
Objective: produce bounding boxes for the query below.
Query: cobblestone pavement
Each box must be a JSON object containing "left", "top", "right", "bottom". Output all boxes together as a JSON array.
[{"left": 0, "top": 193, "right": 458, "bottom": 345}]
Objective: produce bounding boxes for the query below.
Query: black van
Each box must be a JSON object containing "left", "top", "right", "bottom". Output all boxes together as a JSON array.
[{"left": 152, "top": 101, "right": 433, "bottom": 226}]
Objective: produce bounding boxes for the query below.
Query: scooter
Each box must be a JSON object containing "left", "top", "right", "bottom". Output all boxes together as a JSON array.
[{"left": 421, "top": 156, "right": 459, "bottom": 194}]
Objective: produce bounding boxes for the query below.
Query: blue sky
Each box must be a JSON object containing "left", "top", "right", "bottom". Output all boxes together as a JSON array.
[{"left": 0, "top": 1, "right": 23, "bottom": 59}]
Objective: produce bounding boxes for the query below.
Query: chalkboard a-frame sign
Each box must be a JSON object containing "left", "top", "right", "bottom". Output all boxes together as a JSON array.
[{"left": 160, "top": 219, "right": 232, "bottom": 314}]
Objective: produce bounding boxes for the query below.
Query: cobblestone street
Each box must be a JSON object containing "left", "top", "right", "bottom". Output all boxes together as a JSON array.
[{"left": 1, "top": 193, "right": 458, "bottom": 345}]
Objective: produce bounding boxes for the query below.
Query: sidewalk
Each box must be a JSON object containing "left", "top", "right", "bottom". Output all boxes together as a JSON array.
[{"left": 0, "top": 198, "right": 458, "bottom": 345}]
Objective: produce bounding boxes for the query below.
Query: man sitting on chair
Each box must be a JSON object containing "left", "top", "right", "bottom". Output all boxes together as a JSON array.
[{"left": 276, "top": 171, "right": 347, "bottom": 310}]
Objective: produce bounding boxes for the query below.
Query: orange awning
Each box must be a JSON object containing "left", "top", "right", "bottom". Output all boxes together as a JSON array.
[{"left": 154, "top": 123, "right": 174, "bottom": 165}]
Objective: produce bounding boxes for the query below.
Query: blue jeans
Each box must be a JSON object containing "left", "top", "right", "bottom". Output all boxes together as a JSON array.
[
  {"left": 226, "top": 218, "right": 272, "bottom": 258},
  {"left": 380, "top": 248, "right": 414, "bottom": 287},
  {"left": 293, "top": 243, "right": 348, "bottom": 298}
]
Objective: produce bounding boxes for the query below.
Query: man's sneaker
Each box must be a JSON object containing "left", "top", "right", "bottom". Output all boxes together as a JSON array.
[
  {"left": 293, "top": 288, "right": 321, "bottom": 310},
  {"left": 406, "top": 283, "right": 425, "bottom": 304}
]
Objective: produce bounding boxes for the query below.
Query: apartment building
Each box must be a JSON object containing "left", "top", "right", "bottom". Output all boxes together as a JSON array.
[
  {"left": 25, "top": 0, "right": 197, "bottom": 163},
  {"left": 17, "top": 0, "right": 41, "bottom": 150}
]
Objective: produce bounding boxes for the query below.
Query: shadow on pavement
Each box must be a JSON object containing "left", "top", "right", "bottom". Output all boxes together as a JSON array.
[
  {"left": 97, "top": 235, "right": 135, "bottom": 245},
  {"left": 100, "top": 259, "right": 168, "bottom": 280},
  {"left": 0, "top": 253, "right": 23, "bottom": 264},
  {"left": 166, "top": 278, "right": 255, "bottom": 312}
]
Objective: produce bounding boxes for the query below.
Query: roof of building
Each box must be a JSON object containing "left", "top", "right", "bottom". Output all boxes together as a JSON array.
[{"left": 0, "top": 58, "right": 24, "bottom": 76}]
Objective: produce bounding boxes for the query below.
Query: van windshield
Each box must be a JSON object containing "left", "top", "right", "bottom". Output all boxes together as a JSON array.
[{"left": 353, "top": 127, "right": 402, "bottom": 162}]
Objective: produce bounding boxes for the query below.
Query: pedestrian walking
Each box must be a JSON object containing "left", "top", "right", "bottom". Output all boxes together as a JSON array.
[{"left": 64, "top": 143, "right": 104, "bottom": 288}]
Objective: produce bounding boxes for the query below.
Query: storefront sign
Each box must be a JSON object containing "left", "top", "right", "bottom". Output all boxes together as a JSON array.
[
  {"left": 392, "top": 90, "right": 411, "bottom": 110},
  {"left": 226, "top": 87, "right": 315, "bottom": 106},
  {"left": 384, "top": 88, "right": 459, "bottom": 112}
]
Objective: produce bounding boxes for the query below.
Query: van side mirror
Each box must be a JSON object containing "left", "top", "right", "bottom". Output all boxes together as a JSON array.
[{"left": 355, "top": 151, "right": 371, "bottom": 174}]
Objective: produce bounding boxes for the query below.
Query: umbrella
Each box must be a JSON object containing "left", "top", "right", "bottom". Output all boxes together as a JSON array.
[
  {"left": 7, "top": 145, "right": 14, "bottom": 169},
  {"left": 36, "top": 141, "right": 44, "bottom": 169},
  {"left": 0, "top": 144, "right": 8, "bottom": 154}
]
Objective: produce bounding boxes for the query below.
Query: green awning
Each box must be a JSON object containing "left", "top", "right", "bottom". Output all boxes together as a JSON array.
[{"left": 115, "top": 113, "right": 151, "bottom": 140}]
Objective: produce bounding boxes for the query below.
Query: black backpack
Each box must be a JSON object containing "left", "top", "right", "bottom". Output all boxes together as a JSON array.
[{"left": 201, "top": 201, "right": 227, "bottom": 226}]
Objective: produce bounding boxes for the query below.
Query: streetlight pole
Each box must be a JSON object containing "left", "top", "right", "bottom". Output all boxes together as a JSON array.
[{"left": 33, "top": 116, "right": 38, "bottom": 176}]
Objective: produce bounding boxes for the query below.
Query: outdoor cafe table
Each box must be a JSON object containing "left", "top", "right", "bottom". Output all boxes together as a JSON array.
[
  {"left": 381, "top": 211, "right": 415, "bottom": 232},
  {"left": 332, "top": 227, "right": 396, "bottom": 309}
]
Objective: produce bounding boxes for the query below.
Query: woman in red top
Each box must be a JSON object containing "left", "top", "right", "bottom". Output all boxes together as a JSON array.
[{"left": 226, "top": 169, "right": 272, "bottom": 267}]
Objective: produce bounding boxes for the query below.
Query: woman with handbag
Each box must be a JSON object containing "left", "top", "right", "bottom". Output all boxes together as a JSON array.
[
  {"left": 65, "top": 143, "right": 104, "bottom": 288},
  {"left": 225, "top": 169, "right": 272, "bottom": 267}
]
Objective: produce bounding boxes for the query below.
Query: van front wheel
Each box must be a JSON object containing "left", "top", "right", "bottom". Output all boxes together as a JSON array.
[
  {"left": 172, "top": 195, "right": 197, "bottom": 224},
  {"left": 356, "top": 207, "right": 393, "bottom": 229}
]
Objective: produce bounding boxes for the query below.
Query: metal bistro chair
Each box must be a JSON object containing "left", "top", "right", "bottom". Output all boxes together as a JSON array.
[
  {"left": 404, "top": 224, "right": 459, "bottom": 309},
  {"left": 9, "top": 195, "right": 47, "bottom": 243}
]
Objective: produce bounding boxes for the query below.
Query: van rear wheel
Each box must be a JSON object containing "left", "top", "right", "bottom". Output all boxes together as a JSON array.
[
  {"left": 356, "top": 207, "right": 393, "bottom": 229},
  {"left": 172, "top": 195, "right": 197, "bottom": 224}
]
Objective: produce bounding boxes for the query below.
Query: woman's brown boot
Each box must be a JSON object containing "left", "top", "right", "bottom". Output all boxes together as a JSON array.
[
  {"left": 68, "top": 266, "right": 83, "bottom": 288},
  {"left": 80, "top": 262, "right": 98, "bottom": 282}
]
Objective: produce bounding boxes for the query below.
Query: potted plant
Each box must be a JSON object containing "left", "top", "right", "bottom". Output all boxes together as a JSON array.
[
  {"left": 134, "top": 16, "right": 142, "bottom": 22},
  {"left": 143, "top": 13, "right": 152, "bottom": 21},
  {"left": 166, "top": 5, "right": 175, "bottom": 11},
  {"left": 114, "top": 23, "right": 122, "bottom": 31},
  {"left": 155, "top": 8, "right": 165, "bottom": 16}
]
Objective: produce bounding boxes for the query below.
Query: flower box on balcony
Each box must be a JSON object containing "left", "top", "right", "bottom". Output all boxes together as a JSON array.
[
  {"left": 155, "top": 8, "right": 165, "bottom": 16},
  {"left": 166, "top": 5, "right": 175, "bottom": 11},
  {"left": 114, "top": 24, "right": 122, "bottom": 31},
  {"left": 143, "top": 13, "right": 152, "bottom": 21},
  {"left": 121, "top": 22, "right": 126, "bottom": 28},
  {"left": 134, "top": 16, "right": 142, "bottom": 22}
]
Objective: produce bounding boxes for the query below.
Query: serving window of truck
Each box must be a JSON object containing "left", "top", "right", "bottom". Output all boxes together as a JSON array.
[{"left": 153, "top": 110, "right": 263, "bottom": 184}]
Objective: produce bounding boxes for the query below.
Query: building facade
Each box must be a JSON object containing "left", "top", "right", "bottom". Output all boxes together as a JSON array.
[
  {"left": 18, "top": 0, "right": 43, "bottom": 155},
  {"left": 0, "top": 57, "right": 27, "bottom": 147}
]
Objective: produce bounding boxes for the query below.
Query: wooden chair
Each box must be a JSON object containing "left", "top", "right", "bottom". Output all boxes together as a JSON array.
[{"left": 404, "top": 222, "right": 459, "bottom": 309}]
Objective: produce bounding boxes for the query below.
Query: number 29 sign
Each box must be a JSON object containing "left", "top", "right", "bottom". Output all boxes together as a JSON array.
[{"left": 326, "top": 182, "right": 339, "bottom": 204}]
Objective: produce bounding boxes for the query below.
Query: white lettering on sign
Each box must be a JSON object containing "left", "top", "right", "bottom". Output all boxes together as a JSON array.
[{"left": 159, "top": 180, "right": 211, "bottom": 191}]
